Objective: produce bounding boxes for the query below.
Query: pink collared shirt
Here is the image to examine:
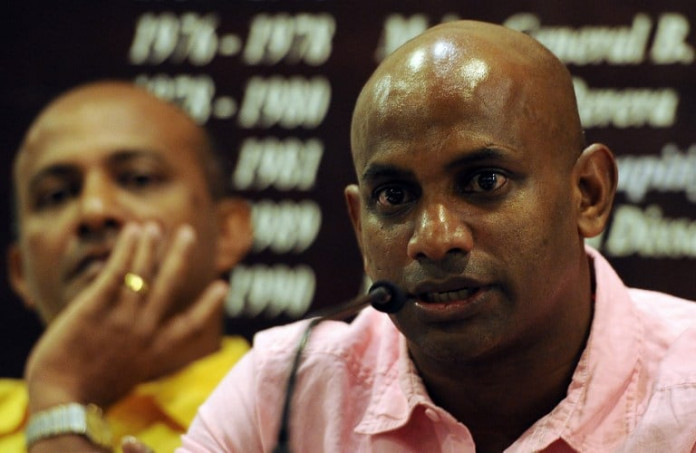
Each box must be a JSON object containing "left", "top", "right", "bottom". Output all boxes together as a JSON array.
[{"left": 180, "top": 249, "right": 696, "bottom": 452}]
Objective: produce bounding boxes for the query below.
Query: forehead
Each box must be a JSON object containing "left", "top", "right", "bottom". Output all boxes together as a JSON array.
[
  {"left": 16, "top": 93, "right": 205, "bottom": 181},
  {"left": 357, "top": 68, "right": 530, "bottom": 167},
  {"left": 352, "top": 36, "right": 567, "bottom": 174}
]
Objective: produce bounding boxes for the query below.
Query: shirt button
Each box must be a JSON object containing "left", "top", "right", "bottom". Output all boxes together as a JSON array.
[{"left": 424, "top": 408, "right": 440, "bottom": 422}]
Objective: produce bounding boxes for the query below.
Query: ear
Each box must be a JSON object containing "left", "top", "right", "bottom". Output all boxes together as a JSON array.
[
  {"left": 214, "top": 197, "right": 253, "bottom": 273},
  {"left": 344, "top": 184, "right": 369, "bottom": 272},
  {"left": 573, "top": 143, "right": 618, "bottom": 238},
  {"left": 7, "top": 243, "right": 36, "bottom": 310}
]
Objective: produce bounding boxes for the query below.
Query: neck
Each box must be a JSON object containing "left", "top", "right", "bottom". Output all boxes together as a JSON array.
[
  {"left": 418, "top": 342, "right": 585, "bottom": 449},
  {"left": 410, "top": 288, "right": 593, "bottom": 451}
]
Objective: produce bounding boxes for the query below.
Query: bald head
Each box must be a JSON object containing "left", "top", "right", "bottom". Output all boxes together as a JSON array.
[
  {"left": 344, "top": 20, "right": 617, "bottom": 375},
  {"left": 351, "top": 20, "right": 584, "bottom": 172}
]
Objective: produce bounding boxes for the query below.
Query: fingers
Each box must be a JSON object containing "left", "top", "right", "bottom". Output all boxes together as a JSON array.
[
  {"left": 121, "top": 222, "right": 161, "bottom": 303},
  {"left": 76, "top": 223, "right": 140, "bottom": 310},
  {"left": 88, "top": 222, "right": 189, "bottom": 314},
  {"left": 171, "top": 279, "right": 227, "bottom": 342},
  {"left": 25, "top": 221, "right": 222, "bottom": 411},
  {"left": 80, "top": 222, "right": 160, "bottom": 312},
  {"left": 150, "top": 280, "right": 228, "bottom": 378},
  {"left": 83, "top": 221, "right": 220, "bottom": 345},
  {"left": 143, "top": 224, "right": 197, "bottom": 319},
  {"left": 65, "top": 221, "right": 175, "bottom": 325}
]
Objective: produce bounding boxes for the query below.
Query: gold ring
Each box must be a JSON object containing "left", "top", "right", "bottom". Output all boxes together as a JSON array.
[{"left": 124, "top": 272, "right": 149, "bottom": 295}]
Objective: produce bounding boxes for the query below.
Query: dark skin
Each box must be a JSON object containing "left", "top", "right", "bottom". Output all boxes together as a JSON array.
[
  {"left": 8, "top": 82, "right": 252, "bottom": 452},
  {"left": 345, "top": 21, "right": 617, "bottom": 452}
]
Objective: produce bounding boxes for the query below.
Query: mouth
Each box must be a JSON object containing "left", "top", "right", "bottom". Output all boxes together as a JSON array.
[
  {"left": 66, "top": 250, "right": 111, "bottom": 282},
  {"left": 419, "top": 287, "right": 481, "bottom": 303},
  {"left": 413, "top": 277, "right": 489, "bottom": 303},
  {"left": 408, "top": 279, "right": 493, "bottom": 321}
]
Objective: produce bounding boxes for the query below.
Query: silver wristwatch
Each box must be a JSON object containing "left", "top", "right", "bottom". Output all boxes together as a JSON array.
[{"left": 25, "top": 403, "right": 112, "bottom": 450}]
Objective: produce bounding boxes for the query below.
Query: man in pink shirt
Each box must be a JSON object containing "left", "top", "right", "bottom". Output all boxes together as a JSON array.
[{"left": 179, "top": 20, "right": 696, "bottom": 452}]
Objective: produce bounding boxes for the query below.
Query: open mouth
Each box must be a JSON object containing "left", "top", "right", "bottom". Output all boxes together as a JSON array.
[
  {"left": 420, "top": 287, "right": 480, "bottom": 303},
  {"left": 67, "top": 252, "right": 110, "bottom": 281}
]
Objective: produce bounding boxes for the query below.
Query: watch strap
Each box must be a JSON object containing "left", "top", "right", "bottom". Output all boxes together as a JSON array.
[{"left": 25, "top": 403, "right": 112, "bottom": 449}]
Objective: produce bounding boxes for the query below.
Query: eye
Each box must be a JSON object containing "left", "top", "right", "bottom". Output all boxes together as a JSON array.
[
  {"left": 36, "top": 188, "right": 72, "bottom": 208},
  {"left": 379, "top": 186, "right": 409, "bottom": 205},
  {"left": 462, "top": 170, "right": 508, "bottom": 193},
  {"left": 371, "top": 184, "right": 418, "bottom": 214},
  {"left": 34, "top": 183, "right": 77, "bottom": 209},
  {"left": 119, "top": 170, "right": 161, "bottom": 189}
]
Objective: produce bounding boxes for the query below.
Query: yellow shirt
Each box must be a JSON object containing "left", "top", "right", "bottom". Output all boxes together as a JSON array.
[{"left": 0, "top": 336, "right": 249, "bottom": 453}]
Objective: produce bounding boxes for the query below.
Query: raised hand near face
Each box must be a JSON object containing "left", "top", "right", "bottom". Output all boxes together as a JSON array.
[{"left": 25, "top": 222, "right": 228, "bottom": 415}]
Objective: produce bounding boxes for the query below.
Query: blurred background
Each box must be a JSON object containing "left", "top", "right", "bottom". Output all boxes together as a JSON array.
[{"left": 2, "top": 0, "right": 695, "bottom": 377}]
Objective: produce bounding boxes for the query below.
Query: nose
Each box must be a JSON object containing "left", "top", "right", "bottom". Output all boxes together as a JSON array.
[
  {"left": 406, "top": 201, "right": 473, "bottom": 262},
  {"left": 76, "top": 172, "right": 124, "bottom": 237}
]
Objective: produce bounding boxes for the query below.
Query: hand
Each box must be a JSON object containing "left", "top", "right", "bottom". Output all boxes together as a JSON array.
[{"left": 25, "top": 222, "right": 227, "bottom": 413}]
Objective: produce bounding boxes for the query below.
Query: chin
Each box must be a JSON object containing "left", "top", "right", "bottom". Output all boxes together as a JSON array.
[{"left": 402, "top": 317, "right": 505, "bottom": 365}]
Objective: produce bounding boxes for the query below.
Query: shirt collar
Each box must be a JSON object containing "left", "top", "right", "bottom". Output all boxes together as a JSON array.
[
  {"left": 513, "top": 247, "right": 644, "bottom": 451},
  {"left": 355, "top": 248, "right": 643, "bottom": 451},
  {"left": 355, "top": 316, "right": 423, "bottom": 434},
  {"left": 132, "top": 336, "right": 249, "bottom": 427}
]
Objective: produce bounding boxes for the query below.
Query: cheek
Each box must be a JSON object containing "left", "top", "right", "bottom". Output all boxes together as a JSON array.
[
  {"left": 473, "top": 194, "right": 558, "bottom": 271},
  {"left": 19, "top": 227, "right": 69, "bottom": 316},
  {"left": 495, "top": 192, "right": 578, "bottom": 287},
  {"left": 178, "top": 197, "right": 220, "bottom": 262},
  {"left": 498, "top": 185, "right": 574, "bottom": 245},
  {"left": 24, "top": 227, "right": 66, "bottom": 275},
  {"left": 159, "top": 186, "right": 213, "bottom": 230},
  {"left": 361, "top": 218, "right": 409, "bottom": 278}
]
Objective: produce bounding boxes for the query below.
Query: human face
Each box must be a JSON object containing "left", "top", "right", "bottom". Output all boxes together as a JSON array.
[
  {"left": 11, "top": 87, "right": 223, "bottom": 323},
  {"left": 346, "top": 37, "right": 589, "bottom": 367}
]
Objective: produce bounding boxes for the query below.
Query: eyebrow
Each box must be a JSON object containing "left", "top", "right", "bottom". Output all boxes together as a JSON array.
[
  {"left": 28, "top": 165, "right": 79, "bottom": 195},
  {"left": 443, "top": 147, "right": 509, "bottom": 171},
  {"left": 361, "top": 147, "right": 510, "bottom": 182},
  {"left": 107, "top": 149, "right": 168, "bottom": 166},
  {"left": 27, "top": 149, "right": 167, "bottom": 193},
  {"left": 361, "top": 164, "right": 413, "bottom": 183}
]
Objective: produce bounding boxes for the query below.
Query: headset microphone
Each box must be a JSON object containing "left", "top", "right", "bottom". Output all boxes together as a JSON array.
[{"left": 305, "top": 280, "right": 408, "bottom": 320}]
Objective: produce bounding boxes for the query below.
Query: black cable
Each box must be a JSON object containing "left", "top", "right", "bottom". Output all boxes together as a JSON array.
[
  {"left": 272, "top": 281, "right": 407, "bottom": 452},
  {"left": 272, "top": 317, "right": 320, "bottom": 453}
]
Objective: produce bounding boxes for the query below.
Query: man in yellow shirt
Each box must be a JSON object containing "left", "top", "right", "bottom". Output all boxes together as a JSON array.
[{"left": 1, "top": 81, "right": 252, "bottom": 452}]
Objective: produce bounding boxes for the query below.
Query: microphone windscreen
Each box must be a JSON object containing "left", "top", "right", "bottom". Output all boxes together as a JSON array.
[{"left": 368, "top": 281, "right": 408, "bottom": 313}]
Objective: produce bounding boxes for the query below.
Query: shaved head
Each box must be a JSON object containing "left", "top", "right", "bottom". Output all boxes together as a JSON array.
[
  {"left": 344, "top": 19, "right": 614, "bottom": 368},
  {"left": 343, "top": 21, "right": 618, "bottom": 448},
  {"left": 351, "top": 20, "right": 584, "bottom": 173}
]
